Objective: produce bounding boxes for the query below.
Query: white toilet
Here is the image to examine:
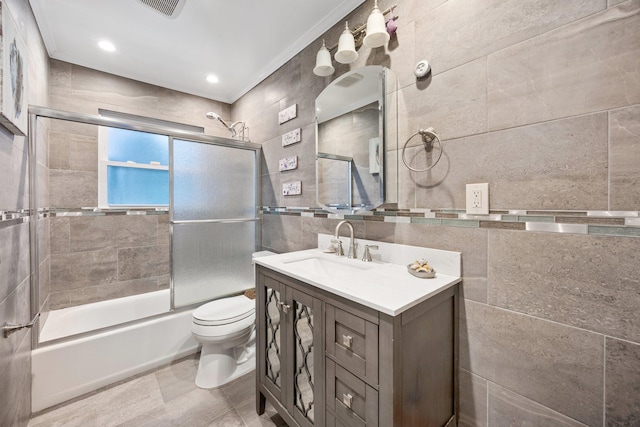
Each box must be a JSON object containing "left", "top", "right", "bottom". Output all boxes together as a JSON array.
[{"left": 191, "top": 251, "right": 274, "bottom": 389}]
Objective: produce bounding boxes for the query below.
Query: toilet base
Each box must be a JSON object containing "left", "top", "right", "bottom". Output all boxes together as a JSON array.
[{"left": 195, "top": 343, "right": 255, "bottom": 389}]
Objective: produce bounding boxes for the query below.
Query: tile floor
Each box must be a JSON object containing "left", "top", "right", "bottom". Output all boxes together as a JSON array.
[{"left": 29, "top": 354, "right": 287, "bottom": 427}]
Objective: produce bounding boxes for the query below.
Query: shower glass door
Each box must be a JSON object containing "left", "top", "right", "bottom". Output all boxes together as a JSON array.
[{"left": 171, "top": 138, "right": 258, "bottom": 309}]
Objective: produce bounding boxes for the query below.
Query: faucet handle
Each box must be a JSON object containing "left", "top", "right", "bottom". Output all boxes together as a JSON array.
[
  {"left": 331, "top": 239, "right": 344, "bottom": 256},
  {"left": 362, "top": 245, "right": 379, "bottom": 262}
]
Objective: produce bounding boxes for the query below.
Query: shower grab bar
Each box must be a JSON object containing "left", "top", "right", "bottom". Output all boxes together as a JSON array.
[
  {"left": 3, "top": 312, "right": 40, "bottom": 338},
  {"left": 171, "top": 218, "right": 260, "bottom": 224}
]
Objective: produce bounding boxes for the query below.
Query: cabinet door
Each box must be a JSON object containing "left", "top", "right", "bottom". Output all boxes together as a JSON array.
[
  {"left": 257, "top": 273, "right": 287, "bottom": 402},
  {"left": 287, "top": 287, "right": 324, "bottom": 427}
]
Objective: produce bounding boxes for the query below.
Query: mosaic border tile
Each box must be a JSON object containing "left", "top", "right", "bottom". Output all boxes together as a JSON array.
[
  {"left": 260, "top": 207, "right": 640, "bottom": 238},
  {"left": 0, "top": 210, "right": 31, "bottom": 230}
]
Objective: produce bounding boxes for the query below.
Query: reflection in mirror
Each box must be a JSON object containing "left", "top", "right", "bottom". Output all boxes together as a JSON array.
[{"left": 315, "top": 65, "right": 397, "bottom": 213}]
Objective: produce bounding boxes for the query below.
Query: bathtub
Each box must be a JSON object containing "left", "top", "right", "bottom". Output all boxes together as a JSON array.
[{"left": 32, "top": 290, "right": 200, "bottom": 412}]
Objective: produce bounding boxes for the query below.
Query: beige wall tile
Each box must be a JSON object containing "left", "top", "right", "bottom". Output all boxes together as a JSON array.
[
  {"left": 0, "top": 135, "right": 29, "bottom": 211},
  {"left": 610, "top": 104, "right": 640, "bottom": 210},
  {"left": 488, "top": 2, "right": 640, "bottom": 130},
  {"left": 399, "top": 58, "right": 487, "bottom": 142},
  {"left": 488, "top": 231, "right": 640, "bottom": 343},
  {"left": 605, "top": 338, "right": 640, "bottom": 425},
  {"left": 413, "top": 113, "right": 609, "bottom": 210},
  {"left": 459, "top": 369, "right": 488, "bottom": 427},
  {"left": 488, "top": 382, "right": 588, "bottom": 426},
  {"left": 67, "top": 278, "right": 159, "bottom": 307},
  {"left": 0, "top": 224, "right": 30, "bottom": 304},
  {"left": 50, "top": 217, "right": 70, "bottom": 254},
  {"left": 261, "top": 214, "right": 303, "bottom": 253},
  {"left": 117, "top": 245, "right": 170, "bottom": 281},
  {"left": 157, "top": 214, "right": 169, "bottom": 246},
  {"left": 460, "top": 300, "right": 604, "bottom": 426},
  {"left": 49, "top": 170, "right": 98, "bottom": 208},
  {"left": 69, "top": 215, "right": 158, "bottom": 252},
  {"left": 50, "top": 249, "right": 118, "bottom": 291},
  {"left": 415, "top": 0, "right": 605, "bottom": 77}
]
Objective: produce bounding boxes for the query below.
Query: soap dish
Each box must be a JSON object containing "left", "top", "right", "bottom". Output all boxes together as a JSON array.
[{"left": 407, "top": 264, "right": 436, "bottom": 279}]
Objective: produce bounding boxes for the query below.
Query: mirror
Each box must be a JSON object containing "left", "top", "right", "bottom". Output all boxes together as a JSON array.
[{"left": 315, "top": 65, "right": 397, "bottom": 214}]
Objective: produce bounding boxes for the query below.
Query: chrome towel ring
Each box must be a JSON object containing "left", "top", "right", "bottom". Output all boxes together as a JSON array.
[{"left": 401, "top": 127, "right": 443, "bottom": 172}]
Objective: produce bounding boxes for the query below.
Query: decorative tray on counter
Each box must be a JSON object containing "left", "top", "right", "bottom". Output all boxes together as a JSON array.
[{"left": 407, "top": 259, "right": 436, "bottom": 279}]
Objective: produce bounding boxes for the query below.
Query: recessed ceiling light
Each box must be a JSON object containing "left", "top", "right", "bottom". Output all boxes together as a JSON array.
[
  {"left": 98, "top": 40, "right": 116, "bottom": 52},
  {"left": 206, "top": 74, "right": 219, "bottom": 84}
]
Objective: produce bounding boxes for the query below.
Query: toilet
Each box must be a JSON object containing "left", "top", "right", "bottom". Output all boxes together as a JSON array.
[{"left": 191, "top": 251, "right": 275, "bottom": 389}]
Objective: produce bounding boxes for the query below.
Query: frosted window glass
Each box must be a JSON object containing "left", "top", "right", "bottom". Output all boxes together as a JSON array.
[
  {"left": 108, "top": 128, "right": 169, "bottom": 165},
  {"left": 173, "top": 139, "right": 256, "bottom": 220},
  {"left": 107, "top": 166, "right": 169, "bottom": 205},
  {"left": 172, "top": 222, "right": 256, "bottom": 308}
]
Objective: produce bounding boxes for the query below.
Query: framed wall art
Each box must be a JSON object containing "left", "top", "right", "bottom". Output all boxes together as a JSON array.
[{"left": 0, "top": 1, "right": 27, "bottom": 136}]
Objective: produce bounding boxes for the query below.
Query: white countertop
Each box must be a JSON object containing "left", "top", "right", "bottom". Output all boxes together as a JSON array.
[{"left": 254, "top": 247, "right": 461, "bottom": 316}]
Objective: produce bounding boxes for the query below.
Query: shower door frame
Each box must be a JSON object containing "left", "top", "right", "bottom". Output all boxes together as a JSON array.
[{"left": 28, "top": 105, "right": 261, "bottom": 348}]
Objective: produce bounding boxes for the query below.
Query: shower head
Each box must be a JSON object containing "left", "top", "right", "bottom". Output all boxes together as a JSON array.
[
  {"left": 206, "top": 111, "right": 231, "bottom": 129},
  {"left": 205, "top": 112, "right": 248, "bottom": 141}
]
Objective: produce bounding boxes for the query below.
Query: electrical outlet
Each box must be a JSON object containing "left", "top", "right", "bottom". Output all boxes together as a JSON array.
[{"left": 466, "top": 183, "right": 489, "bottom": 214}]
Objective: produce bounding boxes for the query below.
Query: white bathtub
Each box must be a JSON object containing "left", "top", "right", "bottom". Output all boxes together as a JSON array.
[{"left": 32, "top": 290, "right": 200, "bottom": 412}]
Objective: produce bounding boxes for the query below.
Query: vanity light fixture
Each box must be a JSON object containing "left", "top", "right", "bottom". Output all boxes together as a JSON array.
[
  {"left": 363, "top": 0, "right": 390, "bottom": 48},
  {"left": 312, "top": 3, "right": 397, "bottom": 76},
  {"left": 98, "top": 40, "right": 116, "bottom": 52},
  {"left": 335, "top": 22, "right": 358, "bottom": 64},
  {"left": 313, "top": 40, "right": 335, "bottom": 77}
]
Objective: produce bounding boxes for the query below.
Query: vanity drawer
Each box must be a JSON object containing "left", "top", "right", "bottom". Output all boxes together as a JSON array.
[
  {"left": 326, "top": 358, "right": 378, "bottom": 427},
  {"left": 326, "top": 304, "right": 378, "bottom": 384}
]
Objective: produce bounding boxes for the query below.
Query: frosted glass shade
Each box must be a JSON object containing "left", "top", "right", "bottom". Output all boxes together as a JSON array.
[
  {"left": 363, "top": 5, "right": 390, "bottom": 48},
  {"left": 335, "top": 27, "right": 358, "bottom": 64},
  {"left": 313, "top": 45, "right": 335, "bottom": 76}
]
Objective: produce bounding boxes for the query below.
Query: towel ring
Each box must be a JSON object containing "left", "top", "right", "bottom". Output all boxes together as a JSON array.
[{"left": 401, "top": 127, "right": 443, "bottom": 172}]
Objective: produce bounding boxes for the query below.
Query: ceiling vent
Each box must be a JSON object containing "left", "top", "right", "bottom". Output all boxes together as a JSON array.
[{"left": 136, "top": 0, "right": 186, "bottom": 18}]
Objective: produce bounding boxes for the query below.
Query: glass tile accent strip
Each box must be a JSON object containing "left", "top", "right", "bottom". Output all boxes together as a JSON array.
[
  {"left": 294, "top": 302, "right": 315, "bottom": 422},
  {"left": 265, "top": 288, "right": 282, "bottom": 387}
]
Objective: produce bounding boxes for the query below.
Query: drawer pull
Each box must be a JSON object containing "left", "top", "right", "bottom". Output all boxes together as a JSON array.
[
  {"left": 277, "top": 302, "right": 291, "bottom": 314},
  {"left": 342, "top": 393, "right": 353, "bottom": 409},
  {"left": 342, "top": 334, "right": 353, "bottom": 350}
]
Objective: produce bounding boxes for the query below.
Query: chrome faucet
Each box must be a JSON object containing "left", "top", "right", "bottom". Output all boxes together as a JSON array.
[{"left": 333, "top": 220, "right": 357, "bottom": 259}]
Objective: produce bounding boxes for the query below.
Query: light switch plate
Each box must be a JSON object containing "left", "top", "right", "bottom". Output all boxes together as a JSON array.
[{"left": 466, "top": 183, "right": 489, "bottom": 214}]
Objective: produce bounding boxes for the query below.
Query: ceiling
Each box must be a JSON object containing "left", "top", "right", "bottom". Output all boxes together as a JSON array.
[{"left": 29, "top": 0, "right": 365, "bottom": 104}]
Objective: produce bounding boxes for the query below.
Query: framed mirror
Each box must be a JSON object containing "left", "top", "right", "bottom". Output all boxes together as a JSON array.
[{"left": 315, "top": 65, "right": 397, "bottom": 214}]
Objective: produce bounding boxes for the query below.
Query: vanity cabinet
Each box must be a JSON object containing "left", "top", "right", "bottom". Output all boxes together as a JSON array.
[
  {"left": 256, "top": 265, "right": 458, "bottom": 427},
  {"left": 256, "top": 267, "right": 325, "bottom": 427}
]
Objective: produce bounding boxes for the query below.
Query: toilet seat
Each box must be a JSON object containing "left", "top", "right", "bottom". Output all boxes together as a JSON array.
[{"left": 192, "top": 295, "right": 255, "bottom": 327}]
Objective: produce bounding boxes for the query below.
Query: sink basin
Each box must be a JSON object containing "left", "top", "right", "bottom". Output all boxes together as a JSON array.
[{"left": 282, "top": 255, "right": 373, "bottom": 279}]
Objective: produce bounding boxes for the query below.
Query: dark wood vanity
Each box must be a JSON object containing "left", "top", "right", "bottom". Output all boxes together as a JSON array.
[{"left": 256, "top": 264, "right": 458, "bottom": 427}]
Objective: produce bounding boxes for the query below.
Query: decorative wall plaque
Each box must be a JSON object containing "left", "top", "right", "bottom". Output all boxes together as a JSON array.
[
  {"left": 282, "top": 128, "right": 301, "bottom": 146},
  {"left": 278, "top": 104, "right": 297, "bottom": 124},
  {"left": 279, "top": 156, "right": 298, "bottom": 172},
  {"left": 282, "top": 181, "right": 302, "bottom": 196}
]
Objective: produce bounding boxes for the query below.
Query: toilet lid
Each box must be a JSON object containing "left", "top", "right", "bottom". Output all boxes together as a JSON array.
[{"left": 193, "top": 295, "right": 255, "bottom": 326}]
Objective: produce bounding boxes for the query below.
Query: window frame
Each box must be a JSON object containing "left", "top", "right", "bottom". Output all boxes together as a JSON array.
[{"left": 97, "top": 125, "right": 170, "bottom": 209}]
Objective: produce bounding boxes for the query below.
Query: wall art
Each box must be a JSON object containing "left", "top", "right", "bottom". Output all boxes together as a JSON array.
[{"left": 0, "top": 2, "right": 27, "bottom": 136}]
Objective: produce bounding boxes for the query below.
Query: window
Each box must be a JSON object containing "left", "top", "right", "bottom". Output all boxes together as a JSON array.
[{"left": 98, "top": 127, "right": 170, "bottom": 208}]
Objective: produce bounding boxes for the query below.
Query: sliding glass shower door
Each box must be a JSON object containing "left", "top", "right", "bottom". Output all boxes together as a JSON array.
[{"left": 171, "top": 138, "right": 258, "bottom": 309}]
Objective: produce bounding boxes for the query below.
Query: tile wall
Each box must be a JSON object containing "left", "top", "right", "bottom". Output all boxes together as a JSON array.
[
  {"left": 45, "top": 60, "right": 233, "bottom": 309},
  {"left": 232, "top": 0, "right": 640, "bottom": 425},
  {"left": 0, "top": 0, "right": 49, "bottom": 425}
]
